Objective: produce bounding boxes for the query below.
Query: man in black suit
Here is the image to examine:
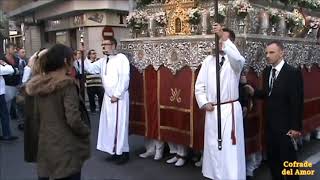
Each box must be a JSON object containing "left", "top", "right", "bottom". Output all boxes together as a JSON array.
[{"left": 246, "top": 40, "right": 303, "bottom": 180}]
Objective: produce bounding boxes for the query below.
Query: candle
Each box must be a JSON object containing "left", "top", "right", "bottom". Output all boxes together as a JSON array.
[{"left": 202, "top": 10, "right": 208, "bottom": 35}]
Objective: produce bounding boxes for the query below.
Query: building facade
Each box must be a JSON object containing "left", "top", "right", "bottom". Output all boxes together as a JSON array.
[
  {"left": 0, "top": 9, "right": 9, "bottom": 54},
  {"left": 6, "top": 0, "right": 130, "bottom": 57}
]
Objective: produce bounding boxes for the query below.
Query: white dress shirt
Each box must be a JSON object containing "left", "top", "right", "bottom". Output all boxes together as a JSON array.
[
  {"left": 0, "top": 64, "right": 14, "bottom": 95},
  {"left": 269, "top": 59, "right": 285, "bottom": 87}
]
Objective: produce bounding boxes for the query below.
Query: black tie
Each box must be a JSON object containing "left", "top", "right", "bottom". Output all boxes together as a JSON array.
[
  {"left": 105, "top": 55, "right": 110, "bottom": 75},
  {"left": 269, "top": 68, "right": 277, "bottom": 96},
  {"left": 106, "top": 55, "right": 110, "bottom": 63},
  {"left": 219, "top": 56, "right": 225, "bottom": 69}
]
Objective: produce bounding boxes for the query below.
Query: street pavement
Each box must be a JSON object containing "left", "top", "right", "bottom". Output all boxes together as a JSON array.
[{"left": 1, "top": 113, "right": 320, "bottom": 180}]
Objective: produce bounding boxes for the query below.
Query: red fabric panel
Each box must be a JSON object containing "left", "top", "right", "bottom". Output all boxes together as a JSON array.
[
  {"left": 129, "top": 105, "right": 145, "bottom": 123},
  {"left": 130, "top": 123, "right": 145, "bottom": 136},
  {"left": 302, "top": 67, "right": 320, "bottom": 99},
  {"left": 129, "top": 66, "right": 145, "bottom": 135},
  {"left": 160, "top": 129, "right": 190, "bottom": 146},
  {"left": 245, "top": 135, "right": 262, "bottom": 155},
  {"left": 304, "top": 100, "right": 320, "bottom": 119},
  {"left": 303, "top": 99, "right": 320, "bottom": 133},
  {"left": 160, "top": 109, "right": 190, "bottom": 130},
  {"left": 158, "top": 66, "right": 192, "bottom": 145},
  {"left": 246, "top": 70, "right": 266, "bottom": 155},
  {"left": 192, "top": 69, "right": 205, "bottom": 151},
  {"left": 301, "top": 67, "right": 320, "bottom": 133},
  {"left": 144, "top": 66, "right": 159, "bottom": 139},
  {"left": 128, "top": 65, "right": 320, "bottom": 153},
  {"left": 159, "top": 67, "right": 192, "bottom": 109},
  {"left": 130, "top": 65, "right": 144, "bottom": 103}
]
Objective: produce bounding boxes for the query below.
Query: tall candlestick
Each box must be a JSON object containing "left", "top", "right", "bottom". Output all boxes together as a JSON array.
[{"left": 202, "top": 10, "right": 208, "bottom": 35}]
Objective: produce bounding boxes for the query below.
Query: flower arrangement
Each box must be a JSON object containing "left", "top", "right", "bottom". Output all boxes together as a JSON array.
[
  {"left": 285, "top": 9, "right": 305, "bottom": 30},
  {"left": 126, "top": 10, "right": 148, "bottom": 29},
  {"left": 209, "top": 4, "right": 227, "bottom": 23},
  {"left": 209, "top": 4, "right": 227, "bottom": 17},
  {"left": 279, "top": 0, "right": 320, "bottom": 9},
  {"left": 154, "top": 11, "right": 167, "bottom": 27},
  {"left": 298, "top": 0, "right": 320, "bottom": 9},
  {"left": 267, "top": 8, "right": 282, "bottom": 25},
  {"left": 233, "top": 0, "right": 253, "bottom": 18},
  {"left": 188, "top": 8, "right": 201, "bottom": 25}
]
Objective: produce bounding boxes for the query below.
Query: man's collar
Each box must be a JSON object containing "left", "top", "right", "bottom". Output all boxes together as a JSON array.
[{"left": 272, "top": 59, "right": 285, "bottom": 72}]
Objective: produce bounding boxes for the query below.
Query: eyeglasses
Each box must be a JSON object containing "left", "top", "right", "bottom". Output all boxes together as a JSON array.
[{"left": 91, "top": 53, "right": 97, "bottom": 55}]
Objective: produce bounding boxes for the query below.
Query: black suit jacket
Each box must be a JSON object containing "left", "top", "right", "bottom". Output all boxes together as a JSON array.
[{"left": 255, "top": 62, "right": 304, "bottom": 135}]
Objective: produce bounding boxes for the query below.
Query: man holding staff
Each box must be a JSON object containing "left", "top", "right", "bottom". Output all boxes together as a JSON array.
[{"left": 195, "top": 23, "right": 246, "bottom": 179}]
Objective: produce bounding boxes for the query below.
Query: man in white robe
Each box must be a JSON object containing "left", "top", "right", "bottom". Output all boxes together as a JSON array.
[
  {"left": 83, "top": 37, "right": 130, "bottom": 164},
  {"left": 195, "top": 24, "right": 246, "bottom": 180}
]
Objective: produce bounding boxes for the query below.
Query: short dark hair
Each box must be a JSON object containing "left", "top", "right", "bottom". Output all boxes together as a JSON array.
[
  {"left": 108, "top": 37, "right": 117, "bottom": 47},
  {"left": 44, "top": 44, "right": 73, "bottom": 73},
  {"left": 267, "top": 40, "right": 284, "bottom": 50},
  {"left": 87, "top": 49, "right": 95, "bottom": 59},
  {"left": 223, "top": 28, "right": 236, "bottom": 42}
]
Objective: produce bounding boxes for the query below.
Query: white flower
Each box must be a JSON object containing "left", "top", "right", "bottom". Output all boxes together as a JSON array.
[
  {"left": 126, "top": 10, "right": 148, "bottom": 28},
  {"left": 188, "top": 8, "right": 201, "bottom": 24},
  {"left": 267, "top": 8, "right": 279, "bottom": 16},
  {"left": 154, "top": 11, "right": 167, "bottom": 26},
  {"left": 209, "top": 4, "right": 227, "bottom": 17},
  {"left": 232, "top": 0, "right": 253, "bottom": 15},
  {"left": 285, "top": 9, "right": 305, "bottom": 28}
]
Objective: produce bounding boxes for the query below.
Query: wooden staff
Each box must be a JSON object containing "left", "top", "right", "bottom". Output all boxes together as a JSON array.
[
  {"left": 214, "top": 0, "right": 222, "bottom": 151},
  {"left": 113, "top": 101, "right": 119, "bottom": 154},
  {"left": 79, "top": 27, "right": 85, "bottom": 99}
]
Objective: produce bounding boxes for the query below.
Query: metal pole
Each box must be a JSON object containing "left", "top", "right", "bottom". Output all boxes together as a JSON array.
[
  {"left": 79, "top": 27, "right": 85, "bottom": 100},
  {"left": 214, "top": 0, "right": 222, "bottom": 151}
]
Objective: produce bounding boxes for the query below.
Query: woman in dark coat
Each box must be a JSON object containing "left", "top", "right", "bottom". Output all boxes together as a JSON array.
[
  {"left": 25, "top": 44, "right": 90, "bottom": 180},
  {"left": 23, "top": 48, "right": 47, "bottom": 163}
]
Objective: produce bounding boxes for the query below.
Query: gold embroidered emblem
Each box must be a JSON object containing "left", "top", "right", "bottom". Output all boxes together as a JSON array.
[{"left": 170, "top": 88, "right": 182, "bottom": 103}]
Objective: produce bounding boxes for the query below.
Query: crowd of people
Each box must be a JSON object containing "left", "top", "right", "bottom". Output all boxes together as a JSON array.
[{"left": 0, "top": 23, "right": 319, "bottom": 180}]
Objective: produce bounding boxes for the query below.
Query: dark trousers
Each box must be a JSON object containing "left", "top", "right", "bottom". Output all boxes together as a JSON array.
[
  {"left": 87, "top": 86, "right": 104, "bottom": 112},
  {"left": 10, "top": 97, "right": 17, "bottom": 119},
  {"left": 267, "top": 133, "right": 299, "bottom": 180},
  {"left": 0, "top": 94, "right": 12, "bottom": 137},
  {"left": 39, "top": 172, "right": 81, "bottom": 180}
]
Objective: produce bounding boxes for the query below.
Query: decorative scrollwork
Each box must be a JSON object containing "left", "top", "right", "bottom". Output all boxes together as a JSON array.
[
  {"left": 170, "top": 88, "right": 182, "bottom": 103},
  {"left": 121, "top": 34, "right": 320, "bottom": 75}
]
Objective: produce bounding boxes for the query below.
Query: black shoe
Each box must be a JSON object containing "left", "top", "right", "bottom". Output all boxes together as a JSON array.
[
  {"left": 0, "top": 136, "right": 18, "bottom": 141},
  {"left": 116, "top": 152, "right": 129, "bottom": 165},
  {"left": 106, "top": 154, "right": 120, "bottom": 161},
  {"left": 246, "top": 176, "right": 253, "bottom": 180}
]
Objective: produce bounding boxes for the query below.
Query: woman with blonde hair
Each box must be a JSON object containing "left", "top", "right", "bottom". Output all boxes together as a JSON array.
[
  {"left": 25, "top": 44, "right": 90, "bottom": 180},
  {"left": 21, "top": 48, "right": 47, "bottom": 84},
  {"left": 23, "top": 48, "right": 48, "bottom": 162}
]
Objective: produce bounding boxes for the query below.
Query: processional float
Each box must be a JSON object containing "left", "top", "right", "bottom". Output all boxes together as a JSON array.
[{"left": 121, "top": 0, "right": 320, "bottom": 154}]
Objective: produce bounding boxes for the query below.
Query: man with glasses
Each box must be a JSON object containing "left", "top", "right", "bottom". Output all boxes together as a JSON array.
[{"left": 83, "top": 37, "right": 130, "bottom": 165}]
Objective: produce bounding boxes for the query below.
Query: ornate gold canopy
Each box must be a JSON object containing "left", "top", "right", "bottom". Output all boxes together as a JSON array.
[{"left": 164, "top": 0, "right": 198, "bottom": 35}]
